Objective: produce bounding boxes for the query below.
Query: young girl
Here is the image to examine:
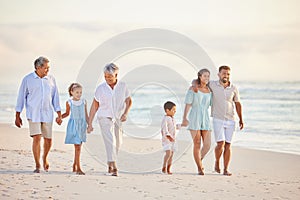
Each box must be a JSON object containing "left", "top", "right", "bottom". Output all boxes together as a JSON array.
[{"left": 61, "top": 83, "right": 89, "bottom": 175}]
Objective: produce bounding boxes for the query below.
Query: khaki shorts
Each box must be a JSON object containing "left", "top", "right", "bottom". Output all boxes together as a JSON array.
[{"left": 28, "top": 120, "right": 53, "bottom": 139}]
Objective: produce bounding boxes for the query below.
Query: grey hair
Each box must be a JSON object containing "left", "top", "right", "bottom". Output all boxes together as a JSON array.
[
  {"left": 103, "top": 63, "right": 119, "bottom": 75},
  {"left": 34, "top": 56, "right": 49, "bottom": 69}
]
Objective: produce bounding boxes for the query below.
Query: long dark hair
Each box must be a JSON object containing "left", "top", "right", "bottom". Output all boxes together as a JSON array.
[{"left": 197, "top": 68, "right": 210, "bottom": 84}]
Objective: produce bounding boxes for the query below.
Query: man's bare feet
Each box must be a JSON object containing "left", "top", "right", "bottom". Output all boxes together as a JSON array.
[
  {"left": 43, "top": 156, "right": 49, "bottom": 172},
  {"left": 214, "top": 161, "right": 221, "bottom": 173},
  {"left": 34, "top": 164, "right": 41, "bottom": 173},
  {"left": 223, "top": 170, "right": 232, "bottom": 176}
]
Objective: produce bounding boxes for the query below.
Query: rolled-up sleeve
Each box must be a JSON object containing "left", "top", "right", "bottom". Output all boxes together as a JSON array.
[
  {"left": 51, "top": 77, "right": 61, "bottom": 112},
  {"left": 15, "top": 77, "right": 27, "bottom": 112},
  {"left": 233, "top": 86, "right": 241, "bottom": 102}
]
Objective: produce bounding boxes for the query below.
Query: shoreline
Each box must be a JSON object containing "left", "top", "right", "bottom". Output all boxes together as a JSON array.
[
  {"left": 1, "top": 123, "right": 300, "bottom": 199},
  {"left": 2, "top": 122, "right": 300, "bottom": 156}
]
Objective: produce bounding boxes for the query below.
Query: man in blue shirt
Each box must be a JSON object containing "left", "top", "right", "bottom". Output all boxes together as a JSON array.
[{"left": 15, "top": 56, "right": 62, "bottom": 173}]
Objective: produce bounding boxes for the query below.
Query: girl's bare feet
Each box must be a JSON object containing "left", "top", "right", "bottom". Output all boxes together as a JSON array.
[
  {"left": 73, "top": 163, "right": 77, "bottom": 172},
  {"left": 76, "top": 170, "right": 85, "bottom": 175}
]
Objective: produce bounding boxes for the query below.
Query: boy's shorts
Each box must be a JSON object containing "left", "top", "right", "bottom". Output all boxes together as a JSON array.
[
  {"left": 28, "top": 120, "right": 53, "bottom": 139},
  {"left": 163, "top": 142, "right": 178, "bottom": 152},
  {"left": 213, "top": 118, "right": 236, "bottom": 143}
]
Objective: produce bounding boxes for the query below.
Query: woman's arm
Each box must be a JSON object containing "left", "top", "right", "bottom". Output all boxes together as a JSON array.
[
  {"left": 87, "top": 99, "right": 99, "bottom": 133},
  {"left": 121, "top": 96, "right": 132, "bottom": 122},
  {"left": 182, "top": 104, "right": 192, "bottom": 126}
]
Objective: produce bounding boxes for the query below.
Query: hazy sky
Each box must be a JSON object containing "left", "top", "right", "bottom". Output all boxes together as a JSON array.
[{"left": 0, "top": 0, "right": 299, "bottom": 91}]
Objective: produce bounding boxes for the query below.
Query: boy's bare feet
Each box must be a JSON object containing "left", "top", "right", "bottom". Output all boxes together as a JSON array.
[
  {"left": 167, "top": 165, "right": 172, "bottom": 175},
  {"left": 223, "top": 170, "right": 232, "bottom": 176},
  {"left": 214, "top": 161, "right": 221, "bottom": 173}
]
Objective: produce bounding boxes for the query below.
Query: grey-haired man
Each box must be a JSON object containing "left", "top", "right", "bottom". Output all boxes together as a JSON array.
[{"left": 15, "top": 56, "right": 62, "bottom": 173}]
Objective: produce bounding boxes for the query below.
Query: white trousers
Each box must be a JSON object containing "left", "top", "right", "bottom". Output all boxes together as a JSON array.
[{"left": 98, "top": 117, "right": 123, "bottom": 162}]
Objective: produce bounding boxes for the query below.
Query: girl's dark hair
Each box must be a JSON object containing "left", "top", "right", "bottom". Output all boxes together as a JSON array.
[{"left": 68, "top": 83, "right": 82, "bottom": 96}]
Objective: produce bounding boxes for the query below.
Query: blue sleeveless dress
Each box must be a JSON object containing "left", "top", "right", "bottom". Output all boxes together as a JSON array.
[
  {"left": 184, "top": 90, "right": 212, "bottom": 130},
  {"left": 65, "top": 99, "right": 87, "bottom": 144}
]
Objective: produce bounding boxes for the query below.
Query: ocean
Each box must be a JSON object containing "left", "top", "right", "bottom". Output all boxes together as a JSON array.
[{"left": 1, "top": 81, "right": 300, "bottom": 155}]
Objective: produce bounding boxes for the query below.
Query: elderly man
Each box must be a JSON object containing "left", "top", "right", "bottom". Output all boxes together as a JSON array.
[
  {"left": 209, "top": 65, "right": 244, "bottom": 176},
  {"left": 87, "top": 63, "right": 132, "bottom": 176},
  {"left": 15, "top": 56, "right": 62, "bottom": 173}
]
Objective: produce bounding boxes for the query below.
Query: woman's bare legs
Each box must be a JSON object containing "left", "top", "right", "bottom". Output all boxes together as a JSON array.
[
  {"left": 190, "top": 130, "right": 204, "bottom": 175},
  {"left": 200, "top": 130, "right": 211, "bottom": 160}
]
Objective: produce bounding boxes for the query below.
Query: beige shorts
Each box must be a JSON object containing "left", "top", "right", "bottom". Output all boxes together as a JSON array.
[{"left": 28, "top": 120, "right": 53, "bottom": 139}]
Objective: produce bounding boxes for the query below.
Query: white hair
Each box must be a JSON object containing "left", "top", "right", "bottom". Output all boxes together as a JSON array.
[{"left": 103, "top": 63, "right": 119, "bottom": 75}]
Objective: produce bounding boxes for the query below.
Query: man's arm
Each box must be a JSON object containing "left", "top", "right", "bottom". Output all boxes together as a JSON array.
[
  {"left": 235, "top": 102, "right": 244, "bottom": 130},
  {"left": 15, "top": 78, "right": 27, "bottom": 128}
]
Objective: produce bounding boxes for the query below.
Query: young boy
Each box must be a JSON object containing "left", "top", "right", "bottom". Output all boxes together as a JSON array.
[{"left": 161, "top": 101, "right": 183, "bottom": 175}]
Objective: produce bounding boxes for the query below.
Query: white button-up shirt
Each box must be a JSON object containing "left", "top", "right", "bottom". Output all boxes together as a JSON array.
[
  {"left": 94, "top": 81, "right": 130, "bottom": 120},
  {"left": 15, "top": 72, "right": 61, "bottom": 122}
]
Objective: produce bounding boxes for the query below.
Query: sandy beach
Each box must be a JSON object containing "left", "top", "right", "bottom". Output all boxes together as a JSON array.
[{"left": 0, "top": 123, "right": 299, "bottom": 200}]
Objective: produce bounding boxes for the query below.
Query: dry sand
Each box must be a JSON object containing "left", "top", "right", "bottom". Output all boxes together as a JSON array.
[{"left": 0, "top": 123, "right": 299, "bottom": 199}]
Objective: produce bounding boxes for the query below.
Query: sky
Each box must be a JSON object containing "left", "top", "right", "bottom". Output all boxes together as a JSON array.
[{"left": 0, "top": 0, "right": 299, "bottom": 92}]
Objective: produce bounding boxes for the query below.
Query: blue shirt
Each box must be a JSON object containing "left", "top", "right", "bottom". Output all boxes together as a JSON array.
[{"left": 15, "top": 72, "right": 61, "bottom": 123}]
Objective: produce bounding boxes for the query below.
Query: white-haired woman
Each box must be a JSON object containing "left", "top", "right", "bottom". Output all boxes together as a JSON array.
[{"left": 87, "top": 63, "right": 132, "bottom": 176}]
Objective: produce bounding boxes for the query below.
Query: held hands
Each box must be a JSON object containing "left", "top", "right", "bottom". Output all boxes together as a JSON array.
[
  {"left": 166, "top": 135, "right": 175, "bottom": 142},
  {"left": 87, "top": 125, "right": 93, "bottom": 134},
  {"left": 181, "top": 118, "right": 189, "bottom": 127},
  {"left": 56, "top": 117, "right": 62, "bottom": 125}
]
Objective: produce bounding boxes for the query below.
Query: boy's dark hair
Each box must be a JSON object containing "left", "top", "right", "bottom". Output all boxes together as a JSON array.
[{"left": 164, "top": 101, "right": 176, "bottom": 111}]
